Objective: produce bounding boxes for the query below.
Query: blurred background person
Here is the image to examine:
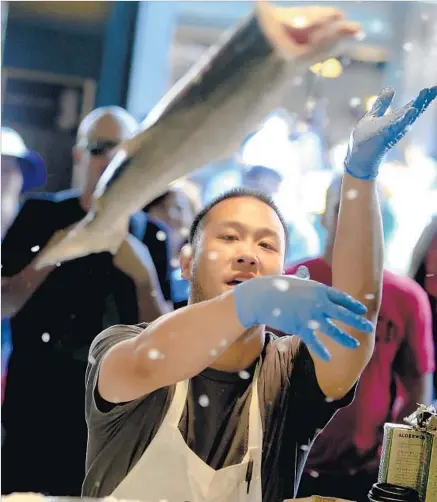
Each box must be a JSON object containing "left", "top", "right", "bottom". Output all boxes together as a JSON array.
[
  {"left": 242, "top": 164, "right": 283, "bottom": 197},
  {"left": 1, "top": 107, "right": 169, "bottom": 496},
  {"left": 143, "top": 185, "right": 199, "bottom": 308},
  {"left": 1, "top": 127, "right": 47, "bottom": 403},
  {"left": 409, "top": 214, "right": 437, "bottom": 398},
  {"left": 288, "top": 175, "right": 435, "bottom": 502}
]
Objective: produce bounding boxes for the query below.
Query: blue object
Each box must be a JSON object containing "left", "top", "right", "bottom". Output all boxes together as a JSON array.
[
  {"left": 233, "top": 275, "right": 373, "bottom": 361},
  {"left": 345, "top": 86, "right": 437, "bottom": 180},
  {"left": 170, "top": 267, "right": 189, "bottom": 304}
]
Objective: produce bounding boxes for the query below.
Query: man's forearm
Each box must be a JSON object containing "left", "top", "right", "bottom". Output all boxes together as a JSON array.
[
  {"left": 314, "top": 174, "right": 383, "bottom": 398},
  {"left": 1, "top": 263, "right": 55, "bottom": 318}
]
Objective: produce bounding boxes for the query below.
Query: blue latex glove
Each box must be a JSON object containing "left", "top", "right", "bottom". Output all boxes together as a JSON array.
[
  {"left": 233, "top": 275, "right": 373, "bottom": 361},
  {"left": 345, "top": 86, "right": 437, "bottom": 180}
]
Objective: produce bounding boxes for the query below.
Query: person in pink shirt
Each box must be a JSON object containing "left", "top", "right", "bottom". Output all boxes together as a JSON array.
[{"left": 286, "top": 176, "right": 435, "bottom": 502}]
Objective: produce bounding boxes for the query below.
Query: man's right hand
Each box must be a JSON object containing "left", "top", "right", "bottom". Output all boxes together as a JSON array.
[{"left": 233, "top": 275, "right": 374, "bottom": 361}]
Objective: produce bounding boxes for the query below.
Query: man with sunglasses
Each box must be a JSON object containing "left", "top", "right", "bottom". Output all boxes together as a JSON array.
[
  {"left": 1, "top": 107, "right": 169, "bottom": 496},
  {"left": 287, "top": 175, "right": 435, "bottom": 502}
]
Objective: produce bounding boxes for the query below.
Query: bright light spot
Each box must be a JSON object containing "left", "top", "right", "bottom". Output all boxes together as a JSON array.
[
  {"left": 219, "top": 339, "right": 228, "bottom": 348},
  {"left": 307, "top": 320, "right": 320, "bottom": 330},
  {"left": 272, "top": 278, "right": 289, "bottom": 292},
  {"left": 181, "top": 244, "right": 193, "bottom": 258},
  {"left": 88, "top": 355, "right": 96, "bottom": 365},
  {"left": 239, "top": 370, "right": 250, "bottom": 380},
  {"left": 354, "top": 31, "right": 366, "bottom": 42},
  {"left": 156, "top": 231, "right": 167, "bottom": 242},
  {"left": 180, "top": 227, "right": 189, "bottom": 238},
  {"left": 56, "top": 262, "right": 61, "bottom": 267},
  {"left": 349, "top": 97, "right": 361, "bottom": 108},
  {"left": 291, "top": 16, "right": 308, "bottom": 28},
  {"left": 309, "top": 470, "right": 320, "bottom": 478},
  {"left": 296, "top": 266, "right": 310, "bottom": 279},
  {"left": 209, "top": 349, "right": 218, "bottom": 357},
  {"left": 300, "top": 444, "right": 309, "bottom": 451},
  {"left": 150, "top": 290, "right": 158, "bottom": 297},
  {"left": 325, "top": 396, "right": 334, "bottom": 403},
  {"left": 31, "top": 245, "right": 40, "bottom": 253},
  {"left": 369, "top": 20, "right": 384, "bottom": 33},
  {"left": 198, "top": 394, "right": 209, "bottom": 407},
  {"left": 272, "top": 308, "right": 281, "bottom": 317},
  {"left": 320, "top": 59, "right": 343, "bottom": 79},
  {"left": 170, "top": 258, "right": 179, "bottom": 268},
  {"left": 346, "top": 189, "right": 358, "bottom": 200},
  {"left": 364, "top": 293, "right": 375, "bottom": 300},
  {"left": 208, "top": 251, "right": 219, "bottom": 261},
  {"left": 148, "top": 349, "right": 164, "bottom": 360},
  {"left": 403, "top": 42, "right": 413, "bottom": 52},
  {"left": 421, "top": 13, "right": 429, "bottom": 21},
  {"left": 306, "top": 99, "right": 316, "bottom": 112},
  {"left": 41, "top": 333, "right": 50, "bottom": 343}
]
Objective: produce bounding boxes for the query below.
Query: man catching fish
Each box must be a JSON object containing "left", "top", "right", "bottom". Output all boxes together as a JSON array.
[{"left": 81, "top": 48, "right": 437, "bottom": 502}]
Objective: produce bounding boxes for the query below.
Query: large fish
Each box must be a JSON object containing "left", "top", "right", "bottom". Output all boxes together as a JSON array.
[{"left": 34, "top": 2, "right": 360, "bottom": 269}]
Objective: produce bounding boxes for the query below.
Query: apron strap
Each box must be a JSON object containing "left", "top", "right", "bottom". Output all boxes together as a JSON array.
[
  {"left": 247, "top": 359, "right": 262, "bottom": 451},
  {"left": 166, "top": 379, "right": 189, "bottom": 428}
]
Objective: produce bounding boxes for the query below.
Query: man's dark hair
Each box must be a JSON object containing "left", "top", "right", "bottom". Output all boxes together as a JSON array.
[{"left": 189, "top": 187, "right": 289, "bottom": 250}]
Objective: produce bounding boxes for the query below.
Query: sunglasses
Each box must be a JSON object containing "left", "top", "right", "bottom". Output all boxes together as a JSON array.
[{"left": 84, "top": 140, "right": 120, "bottom": 156}]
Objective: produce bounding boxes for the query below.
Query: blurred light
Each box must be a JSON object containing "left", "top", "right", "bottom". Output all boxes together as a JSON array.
[
  {"left": 349, "top": 97, "right": 362, "bottom": 108},
  {"left": 403, "top": 42, "right": 413, "bottom": 52},
  {"left": 310, "top": 59, "right": 343, "bottom": 78},
  {"left": 421, "top": 13, "right": 429, "bottom": 21},
  {"left": 291, "top": 16, "right": 308, "bottom": 28},
  {"left": 330, "top": 142, "right": 349, "bottom": 173},
  {"left": 366, "top": 95, "right": 378, "bottom": 112},
  {"left": 369, "top": 20, "right": 384, "bottom": 33}
]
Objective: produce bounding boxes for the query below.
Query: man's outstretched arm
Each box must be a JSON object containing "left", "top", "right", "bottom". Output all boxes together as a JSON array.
[{"left": 311, "top": 85, "right": 437, "bottom": 399}]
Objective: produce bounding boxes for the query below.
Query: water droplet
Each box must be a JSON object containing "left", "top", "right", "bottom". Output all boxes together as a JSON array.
[
  {"left": 272, "top": 308, "right": 281, "bottom": 317},
  {"left": 239, "top": 370, "right": 250, "bottom": 380},
  {"left": 150, "top": 290, "right": 158, "bottom": 297},
  {"left": 88, "top": 355, "right": 96, "bottom": 365},
  {"left": 219, "top": 339, "right": 228, "bottom": 348},
  {"left": 346, "top": 189, "right": 358, "bottom": 200},
  {"left": 325, "top": 396, "right": 334, "bottom": 403},
  {"left": 156, "top": 231, "right": 167, "bottom": 241},
  {"left": 208, "top": 251, "right": 219, "bottom": 260},
  {"left": 306, "top": 99, "right": 316, "bottom": 112},
  {"left": 198, "top": 394, "right": 209, "bottom": 407},
  {"left": 364, "top": 293, "right": 375, "bottom": 300},
  {"left": 307, "top": 320, "right": 320, "bottom": 330},
  {"left": 170, "top": 258, "right": 179, "bottom": 268},
  {"left": 300, "top": 444, "right": 309, "bottom": 451},
  {"left": 296, "top": 266, "right": 310, "bottom": 280},
  {"left": 181, "top": 244, "right": 193, "bottom": 258},
  {"left": 31, "top": 245, "right": 40, "bottom": 253},
  {"left": 209, "top": 349, "right": 218, "bottom": 357},
  {"left": 56, "top": 262, "right": 61, "bottom": 267},
  {"left": 349, "top": 97, "right": 361, "bottom": 108},
  {"left": 354, "top": 31, "right": 366, "bottom": 42},
  {"left": 180, "top": 227, "right": 189, "bottom": 238},
  {"left": 369, "top": 20, "right": 384, "bottom": 33},
  {"left": 272, "top": 278, "right": 289, "bottom": 291},
  {"left": 41, "top": 332, "right": 50, "bottom": 343},
  {"left": 148, "top": 348, "right": 163, "bottom": 360},
  {"left": 309, "top": 470, "right": 320, "bottom": 478},
  {"left": 403, "top": 42, "right": 413, "bottom": 52},
  {"left": 292, "top": 76, "right": 303, "bottom": 86}
]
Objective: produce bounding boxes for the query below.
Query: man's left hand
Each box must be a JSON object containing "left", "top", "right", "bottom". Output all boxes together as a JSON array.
[{"left": 345, "top": 85, "right": 437, "bottom": 181}]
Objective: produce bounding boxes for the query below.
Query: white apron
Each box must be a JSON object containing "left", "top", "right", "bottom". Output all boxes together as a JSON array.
[{"left": 112, "top": 365, "right": 263, "bottom": 502}]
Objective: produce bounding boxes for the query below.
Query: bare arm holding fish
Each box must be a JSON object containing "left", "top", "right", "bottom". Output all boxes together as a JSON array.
[{"left": 35, "top": 2, "right": 361, "bottom": 269}]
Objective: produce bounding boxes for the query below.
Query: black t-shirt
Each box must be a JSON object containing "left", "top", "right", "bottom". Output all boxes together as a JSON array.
[
  {"left": 1, "top": 193, "right": 140, "bottom": 425},
  {"left": 83, "top": 324, "right": 356, "bottom": 502}
]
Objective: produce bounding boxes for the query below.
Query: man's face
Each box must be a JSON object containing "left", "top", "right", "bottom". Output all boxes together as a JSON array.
[
  {"left": 74, "top": 115, "right": 126, "bottom": 192},
  {"left": 182, "top": 196, "right": 286, "bottom": 302}
]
